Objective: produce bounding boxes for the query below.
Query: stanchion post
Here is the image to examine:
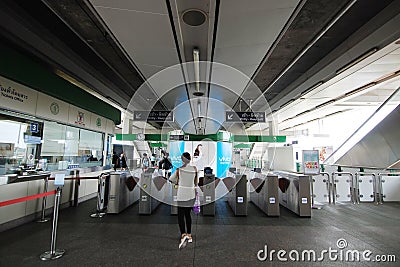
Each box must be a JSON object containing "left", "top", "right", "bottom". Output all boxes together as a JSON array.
[
  {"left": 40, "top": 186, "right": 65, "bottom": 260},
  {"left": 37, "top": 176, "right": 50, "bottom": 223},
  {"left": 72, "top": 170, "right": 80, "bottom": 207},
  {"left": 91, "top": 174, "right": 107, "bottom": 218}
]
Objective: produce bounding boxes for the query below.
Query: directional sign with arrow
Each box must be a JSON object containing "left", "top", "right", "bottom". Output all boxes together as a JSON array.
[
  {"left": 134, "top": 111, "right": 174, "bottom": 122},
  {"left": 225, "top": 111, "right": 265, "bottom": 122}
]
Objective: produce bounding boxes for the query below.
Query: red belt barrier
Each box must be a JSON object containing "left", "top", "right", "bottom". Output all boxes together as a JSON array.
[{"left": 0, "top": 190, "right": 56, "bottom": 207}]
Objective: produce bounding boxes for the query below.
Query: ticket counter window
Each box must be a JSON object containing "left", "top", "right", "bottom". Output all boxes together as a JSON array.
[
  {"left": 41, "top": 122, "right": 104, "bottom": 171},
  {"left": 0, "top": 115, "right": 42, "bottom": 175}
]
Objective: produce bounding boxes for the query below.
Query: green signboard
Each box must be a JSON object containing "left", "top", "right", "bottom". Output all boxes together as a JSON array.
[{"left": 116, "top": 133, "right": 286, "bottom": 143}]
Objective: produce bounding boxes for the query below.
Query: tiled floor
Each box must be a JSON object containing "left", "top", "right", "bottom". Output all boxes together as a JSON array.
[{"left": 0, "top": 199, "right": 399, "bottom": 266}]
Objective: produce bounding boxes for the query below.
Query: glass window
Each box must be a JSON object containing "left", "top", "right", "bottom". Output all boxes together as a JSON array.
[
  {"left": 41, "top": 122, "right": 104, "bottom": 171},
  {"left": 0, "top": 113, "right": 43, "bottom": 175}
]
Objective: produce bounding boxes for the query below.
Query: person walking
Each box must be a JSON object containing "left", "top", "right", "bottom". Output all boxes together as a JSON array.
[
  {"left": 142, "top": 153, "right": 150, "bottom": 170},
  {"left": 158, "top": 152, "right": 172, "bottom": 179},
  {"left": 150, "top": 153, "right": 156, "bottom": 167},
  {"left": 169, "top": 152, "right": 198, "bottom": 249}
]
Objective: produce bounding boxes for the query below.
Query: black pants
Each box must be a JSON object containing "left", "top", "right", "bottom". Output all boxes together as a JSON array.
[{"left": 177, "top": 199, "right": 194, "bottom": 235}]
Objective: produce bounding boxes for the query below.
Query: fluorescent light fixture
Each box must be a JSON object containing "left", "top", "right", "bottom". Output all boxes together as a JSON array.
[
  {"left": 315, "top": 100, "right": 335, "bottom": 109},
  {"left": 344, "top": 82, "right": 377, "bottom": 97},
  {"left": 197, "top": 101, "right": 202, "bottom": 117},
  {"left": 296, "top": 109, "right": 311, "bottom": 116},
  {"left": 335, "top": 47, "right": 379, "bottom": 75},
  {"left": 193, "top": 48, "right": 204, "bottom": 96}
]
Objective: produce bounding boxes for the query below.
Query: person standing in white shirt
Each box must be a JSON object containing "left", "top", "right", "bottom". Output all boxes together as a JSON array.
[{"left": 169, "top": 152, "right": 198, "bottom": 249}]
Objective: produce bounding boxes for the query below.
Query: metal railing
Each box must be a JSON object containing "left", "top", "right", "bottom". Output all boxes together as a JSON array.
[
  {"left": 331, "top": 172, "right": 355, "bottom": 204},
  {"left": 319, "top": 172, "right": 331, "bottom": 204},
  {"left": 355, "top": 172, "right": 377, "bottom": 204},
  {"left": 311, "top": 167, "right": 400, "bottom": 205},
  {"left": 376, "top": 172, "right": 400, "bottom": 204}
]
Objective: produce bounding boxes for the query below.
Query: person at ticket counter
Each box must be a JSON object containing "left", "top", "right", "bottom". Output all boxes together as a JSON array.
[
  {"left": 112, "top": 152, "right": 119, "bottom": 171},
  {"left": 116, "top": 153, "right": 127, "bottom": 170},
  {"left": 169, "top": 152, "right": 198, "bottom": 249}
]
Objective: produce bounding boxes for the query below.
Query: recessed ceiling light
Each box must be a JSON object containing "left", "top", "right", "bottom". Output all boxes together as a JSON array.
[{"left": 182, "top": 9, "right": 207, "bottom": 27}]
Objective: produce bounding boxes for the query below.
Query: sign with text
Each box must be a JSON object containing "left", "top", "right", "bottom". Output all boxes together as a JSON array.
[
  {"left": 169, "top": 135, "right": 184, "bottom": 141},
  {"left": 0, "top": 76, "right": 38, "bottom": 116},
  {"left": 134, "top": 111, "right": 173, "bottom": 122},
  {"left": 302, "top": 150, "right": 320, "bottom": 175},
  {"left": 225, "top": 111, "right": 265, "bottom": 122}
]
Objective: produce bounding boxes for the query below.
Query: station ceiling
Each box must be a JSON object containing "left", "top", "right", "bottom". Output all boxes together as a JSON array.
[{"left": 0, "top": 0, "right": 399, "bottom": 135}]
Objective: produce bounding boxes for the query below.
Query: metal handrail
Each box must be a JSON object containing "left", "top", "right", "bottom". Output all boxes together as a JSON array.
[
  {"left": 320, "top": 172, "right": 331, "bottom": 204},
  {"left": 332, "top": 172, "right": 355, "bottom": 204},
  {"left": 376, "top": 172, "right": 400, "bottom": 204}
]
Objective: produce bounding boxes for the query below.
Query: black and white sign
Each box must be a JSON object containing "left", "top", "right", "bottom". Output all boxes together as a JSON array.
[
  {"left": 30, "top": 122, "right": 39, "bottom": 133},
  {"left": 134, "top": 111, "right": 173, "bottom": 122},
  {"left": 169, "top": 135, "right": 184, "bottom": 141},
  {"left": 225, "top": 111, "right": 265, "bottom": 122}
]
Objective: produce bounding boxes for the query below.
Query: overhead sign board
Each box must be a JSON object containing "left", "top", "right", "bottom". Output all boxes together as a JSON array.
[
  {"left": 134, "top": 111, "right": 173, "bottom": 122},
  {"left": 169, "top": 135, "right": 184, "bottom": 141},
  {"left": 30, "top": 122, "right": 39, "bottom": 133},
  {"left": 225, "top": 111, "right": 265, "bottom": 123}
]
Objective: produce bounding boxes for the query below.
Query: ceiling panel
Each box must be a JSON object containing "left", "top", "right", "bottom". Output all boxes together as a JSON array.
[
  {"left": 91, "top": 0, "right": 168, "bottom": 16},
  {"left": 214, "top": 43, "right": 270, "bottom": 69},
  {"left": 91, "top": 1, "right": 180, "bottom": 79},
  {"left": 212, "top": 0, "right": 301, "bottom": 111},
  {"left": 136, "top": 64, "right": 166, "bottom": 79},
  {"left": 216, "top": 0, "right": 300, "bottom": 47}
]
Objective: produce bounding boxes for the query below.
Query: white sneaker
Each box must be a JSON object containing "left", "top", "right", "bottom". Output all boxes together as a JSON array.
[
  {"left": 187, "top": 234, "right": 193, "bottom": 243},
  {"left": 179, "top": 235, "right": 189, "bottom": 249}
]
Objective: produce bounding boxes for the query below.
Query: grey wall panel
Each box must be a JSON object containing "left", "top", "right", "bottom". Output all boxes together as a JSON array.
[{"left": 336, "top": 104, "right": 400, "bottom": 168}]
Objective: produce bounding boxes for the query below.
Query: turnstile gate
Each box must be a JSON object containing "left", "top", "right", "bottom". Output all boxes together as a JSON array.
[
  {"left": 250, "top": 173, "right": 279, "bottom": 216},
  {"left": 139, "top": 171, "right": 161, "bottom": 214},
  {"left": 107, "top": 171, "right": 138, "bottom": 214},
  {"left": 227, "top": 174, "right": 247, "bottom": 216},
  {"left": 276, "top": 171, "right": 311, "bottom": 217},
  {"left": 202, "top": 173, "right": 215, "bottom": 216}
]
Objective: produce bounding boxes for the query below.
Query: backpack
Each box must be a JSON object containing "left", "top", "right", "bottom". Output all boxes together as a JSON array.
[{"left": 163, "top": 158, "right": 172, "bottom": 170}]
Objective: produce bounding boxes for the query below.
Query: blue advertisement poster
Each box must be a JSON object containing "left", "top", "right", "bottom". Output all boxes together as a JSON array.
[
  {"left": 169, "top": 141, "right": 185, "bottom": 174},
  {"left": 216, "top": 142, "right": 232, "bottom": 178}
]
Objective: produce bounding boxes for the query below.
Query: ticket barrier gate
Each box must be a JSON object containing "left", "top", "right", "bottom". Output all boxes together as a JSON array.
[
  {"left": 139, "top": 170, "right": 167, "bottom": 214},
  {"left": 202, "top": 173, "right": 215, "bottom": 216},
  {"left": 249, "top": 172, "right": 279, "bottom": 216},
  {"left": 107, "top": 171, "right": 139, "bottom": 214},
  {"left": 227, "top": 173, "right": 248, "bottom": 216},
  {"left": 275, "top": 171, "right": 311, "bottom": 217}
]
